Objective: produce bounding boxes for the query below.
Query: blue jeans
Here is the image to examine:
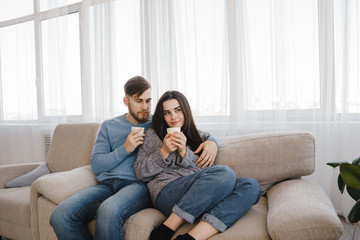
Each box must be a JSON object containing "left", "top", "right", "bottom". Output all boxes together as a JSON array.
[
  {"left": 50, "top": 179, "right": 152, "bottom": 240},
  {"left": 155, "top": 165, "right": 262, "bottom": 232}
]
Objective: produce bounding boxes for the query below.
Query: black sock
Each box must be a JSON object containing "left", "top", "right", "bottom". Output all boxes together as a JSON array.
[
  {"left": 174, "top": 233, "right": 196, "bottom": 240},
  {"left": 149, "top": 223, "right": 175, "bottom": 240}
]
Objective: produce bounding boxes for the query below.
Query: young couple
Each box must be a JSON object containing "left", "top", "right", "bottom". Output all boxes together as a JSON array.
[{"left": 50, "top": 76, "right": 262, "bottom": 240}]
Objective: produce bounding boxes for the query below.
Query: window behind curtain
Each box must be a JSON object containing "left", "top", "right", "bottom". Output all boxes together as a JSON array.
[
  {"left": 1, "top": 0, "right": 360, "bottom": 122},
  {"left": 0, "top": 1, "right": 83, "bottom": 121},
  {"left": 0, "top": 0, "right": 33, "bottom": 22},
  {"left": 41, "top": 12, "right": 82, "bottom": 116},
  {"left": 239, "top": 0, "right": 320, "bottom": 111},
  {"left": 87, "top": 0, "right": 142, "bottom": 119},
  {"left": 334, "top": 0, "right": 360, "bottom": 114},
  {"left": 39, "top": 0, "right": 81, "bottom": 11},
  {"left": 0, "top": 0, "right": 142, "bottom": 122},
  {"left": 0, "top": 21, "right": 37, "bottom": 120},
  {"left": 159, "top": 0, "right": 230, "bottom": 116},
  {"left": 172, "top": 0, "right": 230, "bottom": 116}
]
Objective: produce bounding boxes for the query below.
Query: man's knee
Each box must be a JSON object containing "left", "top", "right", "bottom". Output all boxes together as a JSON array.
[
  {"left": 50, "top": 201, "right": 80, "bottom": 228},
  {"left": 50, "top": 204, "right": 64, "bottom": 228},
  {"left": 96, "top": 202, "right": 124, "bottom": 225}
]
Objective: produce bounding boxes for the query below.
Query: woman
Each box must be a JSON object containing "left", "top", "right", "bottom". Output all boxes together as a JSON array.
[{"left": 134, "top": 91, "right": 262, "bottom": 240}]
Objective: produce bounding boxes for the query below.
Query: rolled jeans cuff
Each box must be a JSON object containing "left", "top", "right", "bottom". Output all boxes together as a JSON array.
[
  {"left": 201, "top": 213, "right": 227, "bottom": 232},
  {"left": 172, "top": 205, "right": 195, "bottom": 224}
]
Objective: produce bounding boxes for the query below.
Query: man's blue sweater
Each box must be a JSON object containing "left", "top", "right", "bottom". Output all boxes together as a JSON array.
[{"left": 90, "top": 114, "right": 152, "bottom": 182}]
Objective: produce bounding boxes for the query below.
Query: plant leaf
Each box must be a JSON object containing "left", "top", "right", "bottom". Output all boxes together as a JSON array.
[
  {"left": 348, "top": 199, "right": 360, "bottom": 223},
  {"left": 353, "top": 156, "right": 360, "bottom": 166},
  {"left": 340, "top": 163, "right": 360, "bottom": 190},
  {"left": 338, "top": 174, "right": 345, "bottom": 193},
  {"left": 347, "top": 186, "right": 360, "bottom": 201},
  {"left": 327, "top": 162, "right": 344, "bottom": 168}
]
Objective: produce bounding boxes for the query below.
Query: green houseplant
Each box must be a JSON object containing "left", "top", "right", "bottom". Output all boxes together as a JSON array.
[{"left": 327, "top": 156, "right": 360, "bottom": 223}]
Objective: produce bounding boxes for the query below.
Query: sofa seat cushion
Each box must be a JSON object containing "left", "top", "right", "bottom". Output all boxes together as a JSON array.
[
  {"left": 124, "top": 208, "right": 166, "bottom": 239},
  {"left": 213, "top": 197, "right": 270, "bottom": 239},
  {"left": 121, "top": 197, "right": 269, "bottom": 240},
  {"left": 0, "top": 187, "right": 31, "bottom": 226},
  {"left": 207, "top": 196, "right": 270, "bottom": 240},
  {"left": 267, "top": 179, "right": 344, "bottom": 240},
  {"left": 90, "top": 208, "right": 167, "bottom": 239}
]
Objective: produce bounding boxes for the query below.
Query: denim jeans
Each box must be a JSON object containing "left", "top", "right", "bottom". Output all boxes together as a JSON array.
[
  {"left": 50, "top": 179, "right": 152, "bottom": 240},
  {"left": 155, "top": 165, "right": 262, "bottom": 232}
]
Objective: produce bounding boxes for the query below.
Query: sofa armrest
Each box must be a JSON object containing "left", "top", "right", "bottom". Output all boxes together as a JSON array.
[
  {"left": 0, "top": 162, "right": 41, "bottom": 188},
  {"left": 266, "top": 179, "right": 343, "bottom": 240},
  {"left": 31, "top": 165, "right": 97, "bottom": 205},
  {"left": 30, "top": 165, "right": 98, "bottom": 240}
]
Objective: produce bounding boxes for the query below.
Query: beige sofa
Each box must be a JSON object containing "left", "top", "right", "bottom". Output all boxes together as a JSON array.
[
  {"left": 0, "top": 123, "right": 100, "bottom": 240},
  {"left": 0, "top": 124, "right": 344, "bottom": 240}
]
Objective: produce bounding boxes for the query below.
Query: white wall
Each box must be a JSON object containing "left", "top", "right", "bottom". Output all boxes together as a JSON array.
[{"left": 0, "top": 124, "right": 56, "bottom": 165}]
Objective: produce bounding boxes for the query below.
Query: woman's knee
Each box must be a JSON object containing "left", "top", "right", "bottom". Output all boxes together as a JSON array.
[
  {"left": 238, "top": 177, "right": 262, "bottom": 200},
  {"left": 201, "top": 165, "right": 236, "bottom": 194},
  {"left": 211, "top": 165, "right": 236, "bottom": 183},
  {"left": 248, "top": 178, "right": 262, "bottom": 192}
]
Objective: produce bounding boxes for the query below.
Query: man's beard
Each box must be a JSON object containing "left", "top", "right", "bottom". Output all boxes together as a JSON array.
[{"left": 128, "top": 107, "right": 149, "bottom": 123}]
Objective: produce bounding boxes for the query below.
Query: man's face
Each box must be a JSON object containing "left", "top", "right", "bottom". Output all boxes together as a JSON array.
[{"left": 126, "top": 89, "right": 152, "bottom": 124}]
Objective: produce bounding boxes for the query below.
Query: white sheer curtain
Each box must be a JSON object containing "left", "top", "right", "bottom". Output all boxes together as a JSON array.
[
  {"left": 331, "top": 0, "right": 360, "bottom": 219},
  {"left": 81, "top": 0, "right": 143, "bottom": 121},
  {"left": 141, "top": 0, "right": 229, "bottom": 116},
  {"left": 0, "top": 0, "right": 359, "bottom": 220}
]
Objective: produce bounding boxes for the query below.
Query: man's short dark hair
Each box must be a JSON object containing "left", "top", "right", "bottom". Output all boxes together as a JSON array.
[{"left": 124, "top": 76, "right": 151, "bottom": 97}]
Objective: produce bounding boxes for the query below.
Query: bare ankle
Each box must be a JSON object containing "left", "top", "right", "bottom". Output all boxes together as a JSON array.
[
  {"left": 188, "top": 221, "right": 219, "bottom": 240},
  {"left": 163, "top": 212, "right": 185, "bottom": 231}
]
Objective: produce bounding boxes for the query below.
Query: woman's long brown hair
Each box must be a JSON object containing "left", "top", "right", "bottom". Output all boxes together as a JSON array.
[{"left": 152, "top": 91, "right": 203, "bottom": 152}]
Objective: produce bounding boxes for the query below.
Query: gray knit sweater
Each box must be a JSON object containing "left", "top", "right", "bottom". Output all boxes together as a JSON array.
[{"left": 134, "top": 128, "right": 213, "bottom": 204}]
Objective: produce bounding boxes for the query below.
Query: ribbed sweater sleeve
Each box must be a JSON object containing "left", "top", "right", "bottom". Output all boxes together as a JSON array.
[
  {"left": 134, "top": 129, "right": 167, "bottom": 182},
  {"left": 90, "top": 121, "right": 130, "bottom": 176}
]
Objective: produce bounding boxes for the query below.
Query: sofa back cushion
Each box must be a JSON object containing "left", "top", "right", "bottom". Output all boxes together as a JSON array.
[
  {"left": 215, "top": 132, "right": 315, "bottom": 193},
  {"left": 46, "top": 123, "right": 100, "bottom": 173}
]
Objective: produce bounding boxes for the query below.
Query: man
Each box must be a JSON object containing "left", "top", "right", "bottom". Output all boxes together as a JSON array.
[{"left": 50, "top": 76, "right": 218, "bottom": 240}]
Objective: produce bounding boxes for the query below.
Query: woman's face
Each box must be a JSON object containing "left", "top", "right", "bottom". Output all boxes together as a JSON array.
[{"left": 163, "top": 99, "right": 185, "bottom": 128}]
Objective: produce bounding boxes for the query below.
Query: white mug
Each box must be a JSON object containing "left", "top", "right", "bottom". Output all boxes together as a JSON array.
[
  {"left": 131, "top": 127, "right": 144, "bottom": 134},
  {"left": 167, "top": 127, "right": 181, "bottom": 134}
]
